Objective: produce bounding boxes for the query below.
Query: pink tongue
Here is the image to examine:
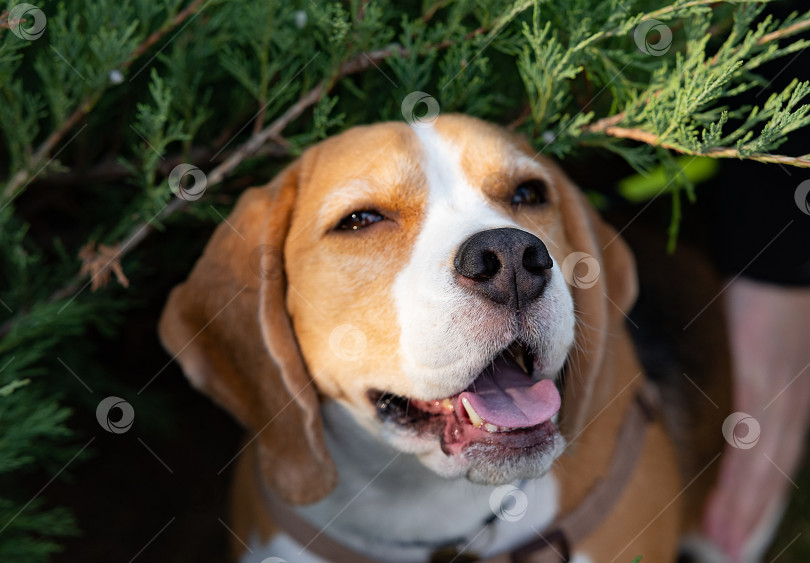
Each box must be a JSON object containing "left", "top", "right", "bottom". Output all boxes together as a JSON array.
[{"left": 459, "top": 356, "right": 561, "bottom": 428}]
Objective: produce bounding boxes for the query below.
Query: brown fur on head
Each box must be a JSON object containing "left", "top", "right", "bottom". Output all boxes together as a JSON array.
[{"left": 159, "top": 114, "right": 638, "bottom": 504}]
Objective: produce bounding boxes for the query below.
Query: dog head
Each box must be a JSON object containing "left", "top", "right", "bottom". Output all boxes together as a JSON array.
[{"left": 159, "top": 114, "right": 637, "bottom": 504}]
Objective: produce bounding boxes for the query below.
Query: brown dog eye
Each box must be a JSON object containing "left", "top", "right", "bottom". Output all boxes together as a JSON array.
[
  {"left": 337, "top": 210, "right": 385, "bottom": 231},
  {"left": 511, "top": 180, "right": 548, "bottom": 207}
]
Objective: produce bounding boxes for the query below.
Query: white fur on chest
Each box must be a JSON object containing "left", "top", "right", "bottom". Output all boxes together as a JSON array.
[{"left": 243, "top": 401, "right": 560, "bottom": 563}]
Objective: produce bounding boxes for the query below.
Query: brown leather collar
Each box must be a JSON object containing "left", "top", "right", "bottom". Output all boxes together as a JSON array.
[{"left": 258, "top": 383, "right": 659, "bottom": 563}]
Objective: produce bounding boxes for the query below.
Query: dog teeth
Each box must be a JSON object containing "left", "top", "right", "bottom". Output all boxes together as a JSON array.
[
  {"left": 514, "top": 352, "right": 528, "bottom": 374},
  {"left": 507, "top": 342, "right": 531, "bottom": 375},
  {"left": 484, "top": 423, "right": 514, "bottom": 433},
  {"left": 441, "top": 398, "right": 454, "bottom": 411},
  {"left": 461, "top": 399, "right": 515, "bottom": 432},
  {"left": 461, "top": 397, "right": 484, "bottom": 428}
]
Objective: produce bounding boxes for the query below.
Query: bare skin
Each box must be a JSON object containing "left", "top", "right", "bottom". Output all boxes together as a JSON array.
[{"left": 703, "top": 277, "right": 810, "bottom": 561}]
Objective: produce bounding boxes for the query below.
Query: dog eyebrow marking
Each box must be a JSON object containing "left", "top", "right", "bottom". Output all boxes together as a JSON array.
[
  {"left": 315, "top": 178, "right": 379, "bottom": 231},
  {"left": 314, "top": 160, "right": 426, "bottom": 233}
]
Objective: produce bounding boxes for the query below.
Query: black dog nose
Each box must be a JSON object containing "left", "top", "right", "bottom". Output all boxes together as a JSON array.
[{"left": 454, "top": 228, "right": 552, "bottom": 309}]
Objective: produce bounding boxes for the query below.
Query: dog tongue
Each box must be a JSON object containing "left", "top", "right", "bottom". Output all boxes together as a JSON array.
[{"left": 459, "top": 356, "right": 561, "bottom": 428}]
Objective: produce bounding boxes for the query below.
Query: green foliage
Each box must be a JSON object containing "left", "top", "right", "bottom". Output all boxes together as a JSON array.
[{"left": 0, "top": 0, "right": 809, "bottom": 559}]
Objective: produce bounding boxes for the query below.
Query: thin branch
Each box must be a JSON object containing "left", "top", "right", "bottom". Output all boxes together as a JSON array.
[
  {"left": 28, "top": 142, "right": 289, "bottom": 188},
  {"left": 586, "top": 14, "right": 810, "bottom": 136},
  {"left": 709, "top": 12, "right": 810, "bottom": 65},
  {"left": 639, "top": 0, "right": 724, "bottom": 23},
  {"left": 590, "top": 10, "right": 810, "bottom": 129},
  {"left": 592, "top": 0, "right": 719, "bottom": 42},
  {"left": 599, "top": 125, "right": 810, "bottom": 167},
  {"left": 129, "top": 0, "right": 206, "bottom": 61},
  {"left": 0, "top": 43, "right": 413, "bottom": 338},
  {"left": 757, "top": 17, "right": 810, "bottom": 45},
  {"left": 584, "top": 112, "right": 627, "bottom": 133},
  {"left": 2, "top": 0, "right": 207, "bottom": 200}
]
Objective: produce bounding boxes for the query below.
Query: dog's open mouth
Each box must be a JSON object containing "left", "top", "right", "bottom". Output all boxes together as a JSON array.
[{"left": 368, "top": 342, "right": 562, "bottom": 456}]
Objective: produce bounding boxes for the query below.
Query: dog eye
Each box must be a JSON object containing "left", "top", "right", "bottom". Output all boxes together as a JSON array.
[
  {"left": 511, "top": 180, "right": 548, "bottom": 207},
  {"left": 336, "top": 210, "right": 385, "bottom": 231}
]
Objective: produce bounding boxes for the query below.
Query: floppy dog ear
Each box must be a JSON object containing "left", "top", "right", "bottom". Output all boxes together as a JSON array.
[
  {"left": 552, "top": 170, "right": 639, "bottom": 437},
  {"left": 158, "top": 162, "right": 337, "bottom": 504}
]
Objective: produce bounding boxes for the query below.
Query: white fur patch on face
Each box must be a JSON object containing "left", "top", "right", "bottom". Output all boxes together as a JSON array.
[{"left": 391, "top": 123, "right": 575, "bottom": 402}]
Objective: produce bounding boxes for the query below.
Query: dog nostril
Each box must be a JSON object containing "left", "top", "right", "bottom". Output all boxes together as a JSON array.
[
  {"left": 478, "top": 251, "right": 501, "bottom": 279},
  {"left": 455, "top": 245, "right": 502, "bottom": 280},
  {"left": 523, "top": 245, "right": 552, "bottom": 274}
]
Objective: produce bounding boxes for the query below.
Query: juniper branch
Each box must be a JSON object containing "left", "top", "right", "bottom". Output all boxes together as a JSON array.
[
  {"left": 600, "top": 125, "right": 810, "bottom": 167},
  {"left": 2, "top": 0, "right": 208, "bottom": 200},
  {"left": 756, "top": 15, "right": 810, "bottom": 44},
  {"left": 0, "top": 43, "right": 410, "bottom": 339},
  {"left": 588, "top": 8, "right": 810, "bottom": 135}
]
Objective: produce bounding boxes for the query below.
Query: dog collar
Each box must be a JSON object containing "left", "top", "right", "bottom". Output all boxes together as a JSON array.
[{"left": 259, "top": 382, "right": 659, "bottom": 563}]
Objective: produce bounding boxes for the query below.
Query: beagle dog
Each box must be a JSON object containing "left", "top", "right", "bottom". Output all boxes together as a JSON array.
[{"left": 159, "top": 115, "right": 726, "bottom": 562}]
